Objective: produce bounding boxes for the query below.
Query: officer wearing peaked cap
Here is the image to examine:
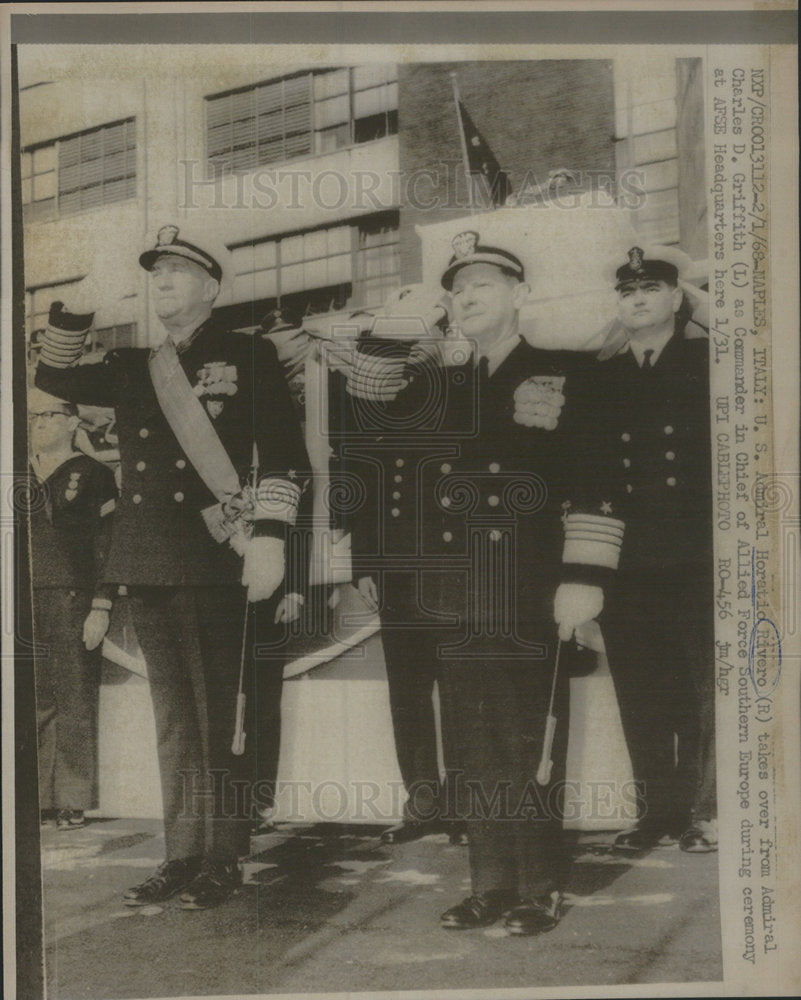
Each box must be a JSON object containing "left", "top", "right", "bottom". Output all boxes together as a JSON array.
[
  {"left": 554, "top": 243, "right": 716, "bottom": 855},
  {"left": 353, "top": 230, "right": 591, "bottom": 934},
  {"left": 36, "top": 223, "right": 311, "bottom": 908}
]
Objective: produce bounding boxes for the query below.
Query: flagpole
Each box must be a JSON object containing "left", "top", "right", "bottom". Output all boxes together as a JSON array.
[{"left": 450, "top": 72, "right": 476, "bottom": 215}]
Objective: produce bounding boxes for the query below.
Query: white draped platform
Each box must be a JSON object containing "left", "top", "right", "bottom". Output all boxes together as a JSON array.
[{"left": 95, "top": 589, "right": 635, "bottom": 832}]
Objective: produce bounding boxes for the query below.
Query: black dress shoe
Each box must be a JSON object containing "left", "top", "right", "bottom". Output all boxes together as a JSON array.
[
  {"left": 123, "top": 857, "right": 202, "bottom": 906},
  {"left": 504, "top": 892, "right": 564, "bottom": 936},
  {"left": 448, "top": 824, "right": 469, "bottom": 846},
  {"left": 381, "top": 819, "right": 438, "bottom": 844},
  {"left": 612, "top": 827, "right": 661, "bottom": 854},
  {"left": 180, "top": 858, "right": 242, "bottom": 910},
  {"left": 679, "top": 826, "right": 718, "bottom": 853},
  {"left": 250, "top": 807, "right": 277, "bottom": 836},
  {"left": 440, "top": 891, "right": 518, "bottom": 930},
  {"left": 56, "top": 809, "right": 85, "bottom": 831}
]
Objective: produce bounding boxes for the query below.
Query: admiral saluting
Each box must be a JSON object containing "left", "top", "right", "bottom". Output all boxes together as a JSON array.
[{"left": 36, "top": 223, "right": 310, "bottom": 909}]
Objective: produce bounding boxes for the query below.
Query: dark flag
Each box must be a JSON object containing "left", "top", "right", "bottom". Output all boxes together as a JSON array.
[{"left": 457, "top": 101, "right": 511, "bottom": 208}]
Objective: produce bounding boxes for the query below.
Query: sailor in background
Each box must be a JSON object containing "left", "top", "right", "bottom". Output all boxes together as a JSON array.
[
  {"left": 28, "top": 379, "right": 118, "bottom": 832},
  {"left": 555, "top": 245, "right": 716, "bottom": 854},
  {"left": 36, "top": 225, "right": 311, "bottom": 909}
]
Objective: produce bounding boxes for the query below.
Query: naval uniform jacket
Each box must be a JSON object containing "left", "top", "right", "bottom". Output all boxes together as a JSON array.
[
  {"left": 36, "top": 317, "right": 311, "bottom": 592},
  {"left": 561, "top": 323, "right": 714, "bottom": 830},
  {"left": 30, "top": 452, "right": 117, "bottom": 812},
  {"left": 368, "top": 336, "right": 592, "bottom": 898},
  {"left": 562, "top": 324, "right": 712, "bottom": 588},
  {"left": 30, "top": 453, "right": 117, "bottom": 593},
  {"left": 339, "top": 337, "right": 593, "bottom": 651}
]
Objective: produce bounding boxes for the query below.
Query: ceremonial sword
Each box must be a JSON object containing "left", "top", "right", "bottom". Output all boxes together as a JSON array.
[{"left": 536, "top": 638, "right": 562, "bottom": 786}]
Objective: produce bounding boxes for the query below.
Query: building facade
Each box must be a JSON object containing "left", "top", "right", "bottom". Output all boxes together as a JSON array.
[{"left": 20, "top": 53, "right": 705, "bottom": 363}]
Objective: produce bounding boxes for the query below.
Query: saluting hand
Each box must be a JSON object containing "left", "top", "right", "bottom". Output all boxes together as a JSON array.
[{"left": 83, "top": 608, "right": 110, "bottom": 651}]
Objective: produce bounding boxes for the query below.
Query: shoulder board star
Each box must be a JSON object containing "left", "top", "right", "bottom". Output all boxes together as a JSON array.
[
  {"left": 600, "top": 501, "right": 613, "bottom": 514},
  {"left": 287, "top": 470, "right": 297, "bottom": 479}
]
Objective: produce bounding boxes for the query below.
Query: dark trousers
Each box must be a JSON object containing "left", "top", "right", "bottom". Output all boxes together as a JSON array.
[
  {"left": 250, "top": 599, "right": 289, "bottom": 814},
  {"left": 603, "top": 564, "right": 716, "bottom": 832},
  {"left": 378, "top": 572, "right": 450, "bottom": 820},
  {"left": 438, "top": 642, "right": 571, "bottom": 900},
  {"left": 34, "top": 589, "right": 101, "bottom": 812},
  {"left": 130, "top": 586, "right": 286, "bottom": 862}
]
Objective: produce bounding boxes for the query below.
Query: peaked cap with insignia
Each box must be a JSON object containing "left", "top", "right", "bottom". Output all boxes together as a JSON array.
[
  {"left": 609, "top": 244, "right": 691, "bottom": 290},
  {"left": 440, "top": 230, "right": 525, "bottom": 290},
  {"left": 139, "top": 223, "right": 224, "bottom": 282}
]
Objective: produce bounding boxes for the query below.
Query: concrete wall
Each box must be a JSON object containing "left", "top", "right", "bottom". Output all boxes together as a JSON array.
[{"left": 397, "top": 59, "right": 616, "bottom": 284}]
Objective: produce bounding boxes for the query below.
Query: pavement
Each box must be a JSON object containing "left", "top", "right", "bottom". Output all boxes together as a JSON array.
[{"left": 39, "top": 817, "right": 722, "bottom": 999}]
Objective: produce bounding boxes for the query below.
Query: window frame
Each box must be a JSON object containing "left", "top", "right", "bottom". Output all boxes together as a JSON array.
[
  {"left": 228, "top": 210, "right": 401, "bottom": 316},
  {"left": 21, "top": 117, "right": 137, "bottom": 222},
  {"left": 205, "top": 66, "right": 398, "bottom": 179}
]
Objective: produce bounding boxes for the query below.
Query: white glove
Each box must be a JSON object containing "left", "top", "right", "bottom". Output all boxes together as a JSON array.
[
  {"left": 242, "top": 536, "right": 285, "bottom": 603},
  {"left": 554, "top": 583, "right": 604, "bottom": 642},
  {"left": 355, "top": 575, "right": 379, "bottom": 611},
  {"left": 382, "top": 284, "right": 450, "bottom": 328},
  {"left": 83, "top": 608, "right": 110, "bottom": 651},
  {"left": 680, "top": 281, "right": 709, "bottom": 328},
  {"left": 371, "top": 285, "right": 451, "bottom": 344},
  {"left": 274, "top": 592, "right": 304, "bottom": 624},
  {"left": 513, "top": 376, "right": 566, "bottom": 430}
]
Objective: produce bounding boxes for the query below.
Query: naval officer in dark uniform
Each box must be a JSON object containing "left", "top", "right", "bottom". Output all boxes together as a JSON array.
[
  {"left": 370, "top": 232, "right": 588, "bottom": 935},
  {"left": 36, "top": 224, "right": 310, "bottom": 908},
  {"left": 28, "top": 380, "right": 118, "bottom": 831},
  {"left": 326, "top": 302, "right": 467, "bottom": 844},
  {"left": 554, "top": 245, "right": 716, "bottom": 854}
]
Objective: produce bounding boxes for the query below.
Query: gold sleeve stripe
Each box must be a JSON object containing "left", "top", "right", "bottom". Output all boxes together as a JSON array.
[
  {"left": 254, "top": 478, "right": 301, "bottom": 525},
  {"left": 563, "top": 513, "right": 625, "bottom": 570}
]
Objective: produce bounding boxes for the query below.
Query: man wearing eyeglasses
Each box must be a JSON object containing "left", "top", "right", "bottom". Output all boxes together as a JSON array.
[{"left": 28, "top": 384, "right": 118, "bottom": 833}]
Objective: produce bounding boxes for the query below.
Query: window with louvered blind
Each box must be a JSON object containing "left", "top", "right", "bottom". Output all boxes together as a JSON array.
[
  {"left": 225, "top": 212, "right": 400, "bottom": 323},
  {"left": 206, "top": 66, "right": 398, "bottom": 178},
  {"left": 21, "top": 119, "right": 137, "bottom": 222}
]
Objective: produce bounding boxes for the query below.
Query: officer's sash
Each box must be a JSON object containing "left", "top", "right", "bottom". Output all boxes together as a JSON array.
[{"left": 148, "top": 337, "right": 252, "bottom": 555}]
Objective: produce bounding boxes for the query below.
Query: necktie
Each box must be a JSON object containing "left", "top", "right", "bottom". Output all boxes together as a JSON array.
[{"left": 642, "top": 348, "right": 654, "bottom": 370}]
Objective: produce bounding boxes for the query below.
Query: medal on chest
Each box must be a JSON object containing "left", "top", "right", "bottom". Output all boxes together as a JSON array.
[
  {"left": 64, "top": 469, "right": 81, "bottom": 501},
  {"left": 194, "top": 361, "right": 238, "bottom": 419}
]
